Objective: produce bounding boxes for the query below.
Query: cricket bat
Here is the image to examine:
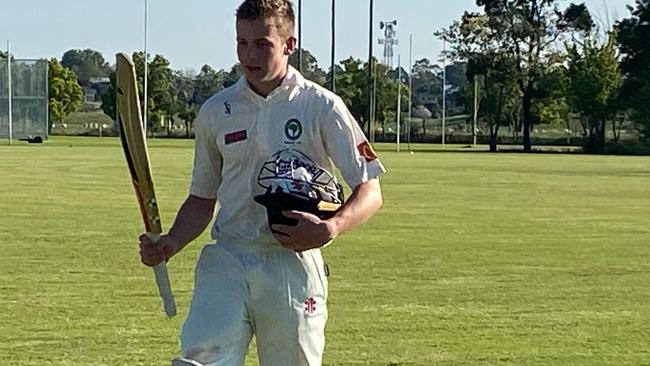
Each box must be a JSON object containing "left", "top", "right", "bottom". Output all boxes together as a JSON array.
[{"left": 116, "top": 52, "right": 177, "bottom": 318}]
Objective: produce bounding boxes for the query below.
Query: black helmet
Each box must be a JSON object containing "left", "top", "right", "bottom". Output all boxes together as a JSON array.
[{"left": 254, "top": 149, "right": 344, "bottom": 231}]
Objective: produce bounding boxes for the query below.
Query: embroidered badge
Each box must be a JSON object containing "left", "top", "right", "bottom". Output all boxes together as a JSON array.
[
  {"left": 225, "top": 130, "right": 247, "bottom": 145},
  {"left": 284, "top": 119, "right": 303, "bottom": 141},
  {"left": 357, "top": 141, "right": 378, "bottom": 162},
  {"left": 304, "top": 297, "right": 317, "bottom": 316}
]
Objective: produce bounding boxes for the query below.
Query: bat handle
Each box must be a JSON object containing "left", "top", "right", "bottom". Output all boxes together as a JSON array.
[
  {"left": 153, "top": 262, "right": 177, "bottom": 317},
  {"left": 146, "top": 232, "right": 177, "bottom": 318}
]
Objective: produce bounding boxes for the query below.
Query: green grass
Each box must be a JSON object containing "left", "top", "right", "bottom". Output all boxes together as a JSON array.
[{"left": 1, "top": 136, "right": 649, "bottom": 365}]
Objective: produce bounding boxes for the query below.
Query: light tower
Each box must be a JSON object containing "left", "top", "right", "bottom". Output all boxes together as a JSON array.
[{"left": 379, "top": 20, "right": 398, "bottom": 67}]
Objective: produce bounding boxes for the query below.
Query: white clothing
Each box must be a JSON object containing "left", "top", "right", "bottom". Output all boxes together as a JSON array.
[
  {"left": 190, "top": 66, "right": 385, "bottom": 247},
  {"left": 181, "top": 242, "right": 328, "bottom": 366},
  {"left": 181, "top": 66, "right": 385, "bottom": 365}
]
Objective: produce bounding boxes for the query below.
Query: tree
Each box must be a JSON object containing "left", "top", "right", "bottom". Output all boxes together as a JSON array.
[
  {"left": 468, "top": 54, "right": 521, "bottom": 151},
  {"left": 566, "top": 33, "right": 621, "bottom": 152},
  {"left": 330, "top": 57, "right": 406, "bottom": 136},
  {"left": 616, "top": 0, "right": 650, "bottom": 140},
  {"left": 374, "top": 62, "right": 408, "bottom": 127},
  {"left": 289, "top": 48, "right": 326, "bottom": 85},
  {"left": 194, "top": 64, "right": 224, "bottom": 105},
  {"left": 446, "top": 13, "right": 519, "bottom": 150},
  {"left": 173, "top": 70, "right": 199, "bottom": 137},
  {"left": 444, "top": 62, "right": 469, "bottom": 116},
  {"left": 410, "top": 58, "right": 441, "bottom": 113},
  {"left": 101, "top": 71, "right": 117, "bottom": 122},
  {"left": 148, "top": 55, "right": 175, "bottom": 133},
  {"left": 92, "top": 52, "right": 177, "bottom": 136},
  {"left": 446, "top": 1, "right": 593, "bottom": 151},
  {"left": 131, "top": 52, "right": 175, "bottom": 136},
  {"left": 532, "top": 66, "right": 570, "bottom": 134},
  {"left": 61, "top": 49, "right": 111, "bottom": 85},
  {"left": 223, "top": 64, "right": 243, "bottom": 88},
  {"left": 333, "top": 57, "right": 366, "bottom": 118},
  {"left": 48, "top": 58, "right": 83, "bottom": 128}
]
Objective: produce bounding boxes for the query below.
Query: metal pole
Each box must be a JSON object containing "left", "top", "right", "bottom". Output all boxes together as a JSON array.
[
  {"left": 370, "top": 58, "right": 377, "bottom": 143},
  {"left": 331, "top": 0, "right": 335, "bottom": 92},
  {"left": 367, "top": 0, "right": 374, "bottom": 139},
  {"left": 143, "top": 0, "right": 149, "bottom": 136},
  {"left": 397, "top": 55, "right": 401, "bottom": 153},
  {"left": 298, "top": 0, "right": 303, "bottom": 73},
  {"left": 408, "top": 34, "right": 412, "bottom": 151},
  {"left": 44, "top": 60, "right": 49, "bottom": 139},
  {"left": 473, "top": 77, "right": 478, "bottom": 147},
  {"left": 441, "top": 38, "right": 446, "bottom": 148},
  {"left": 7, "top": 40, "right": 12, "bottom": 146}
]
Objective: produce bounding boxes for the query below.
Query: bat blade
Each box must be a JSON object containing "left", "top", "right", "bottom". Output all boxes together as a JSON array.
[{"left": 116, "top": 52, "right": 177, "bottom": 318}]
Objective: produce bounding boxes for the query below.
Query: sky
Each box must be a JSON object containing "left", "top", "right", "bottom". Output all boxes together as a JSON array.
[{"left": 0, "top": 0, "right": 635, "bottom": 73}]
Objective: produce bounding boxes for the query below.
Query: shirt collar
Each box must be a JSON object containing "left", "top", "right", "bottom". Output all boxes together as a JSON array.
[
  {"left": 281, "top": 65, "right": 305, "bottom": 87},
  {"left": 235, "top": 65, "right": 306, "bottom": 98}
]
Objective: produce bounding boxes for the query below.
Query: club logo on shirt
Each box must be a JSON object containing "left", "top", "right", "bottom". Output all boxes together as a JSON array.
[
  {"left": 357, "top": 141, "right": 378, "bottom": 162},
  {"left": 284, "top": 119, "right": 303, "bottom": 141},
  {"left": 224, "top": 102, "right": 232, "bottom": 115}
]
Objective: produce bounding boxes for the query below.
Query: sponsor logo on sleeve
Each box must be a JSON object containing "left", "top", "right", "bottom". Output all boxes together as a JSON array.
[
  {"left": 357, "top": 141, "right": 378, "bottom": 162},
  {"left": 225, "top": 130, "right": 247, "bottom": 145}
]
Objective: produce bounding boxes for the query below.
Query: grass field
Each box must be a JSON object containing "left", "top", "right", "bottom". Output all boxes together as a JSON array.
[{"left": 1, "top": 136, "right": 649, "bottom": 365}]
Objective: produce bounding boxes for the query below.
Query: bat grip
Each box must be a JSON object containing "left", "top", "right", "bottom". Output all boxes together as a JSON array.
[{"left": 146, "top": 232, "right": 177, "bottom": 318}]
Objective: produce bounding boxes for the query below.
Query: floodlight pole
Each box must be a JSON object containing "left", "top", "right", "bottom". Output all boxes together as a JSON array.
[
  {"left": 143, "top": 0, "right": 149, "bottom": 136},
  {"left": 372, "top": 61, "right": 377, "bottom": 143},
  {"left": 396, "top": 55, "right": 401, "bottom": 153},
  {"left": 367, "top": 0, "right": 374, "bottom": 140},
  {"left": 408, "top": 34, "right": 413, "bottom": 152},
  {"left": 473, "top": 77, "right": 478, "bottom": 147},
  {"left": 441, "top": 37, "right": 446, "bottom": 148},
  {"left": 331, "top": 0, "right": 336, "bottom": 92},
  {"left": 7, "top": 40, "right": 12, "bottom": 146},
  {"left": 298, "top": 0, "right": 303, "bottom": 73}
]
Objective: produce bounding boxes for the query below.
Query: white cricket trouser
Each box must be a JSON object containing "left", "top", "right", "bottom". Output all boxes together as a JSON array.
[{"left": 180, "top": 241, "right": 329, "bottom": 366}]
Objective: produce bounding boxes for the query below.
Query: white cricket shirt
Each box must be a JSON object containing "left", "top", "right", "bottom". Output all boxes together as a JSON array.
[{"left": 190, "top": 66, "right": 386, "bottom": 246}]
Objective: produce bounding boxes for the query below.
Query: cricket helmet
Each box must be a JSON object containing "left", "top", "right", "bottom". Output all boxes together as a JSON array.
[{"left": 254, "top": 149, "right": 344, "bottom": 231}]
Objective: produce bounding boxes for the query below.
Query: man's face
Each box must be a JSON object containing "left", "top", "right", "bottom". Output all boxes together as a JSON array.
[{"left": 236, "top": 17, "right": 295, "bottom": 91}]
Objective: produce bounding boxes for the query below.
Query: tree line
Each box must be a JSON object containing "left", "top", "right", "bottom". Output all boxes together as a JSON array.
[
  {"left": 42, "top": 0, "right": 650, "bottom": 153},
  {"left": 442, "top": 0, "right": 650, "bottom": 152}
]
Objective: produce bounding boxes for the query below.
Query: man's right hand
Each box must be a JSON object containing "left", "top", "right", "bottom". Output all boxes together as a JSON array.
[{"left": 139, "top": 234, "right": 183, "bottom": 267}]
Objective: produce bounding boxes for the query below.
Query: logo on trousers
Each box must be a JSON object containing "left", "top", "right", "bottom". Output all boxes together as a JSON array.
[{"left": 304, "top": 297, "right": 317, "bottom": 315}]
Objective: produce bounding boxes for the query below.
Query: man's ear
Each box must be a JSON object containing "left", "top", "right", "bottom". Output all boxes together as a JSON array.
[{"left": 285, "top": 36, "right": 297, "bottom": 55}]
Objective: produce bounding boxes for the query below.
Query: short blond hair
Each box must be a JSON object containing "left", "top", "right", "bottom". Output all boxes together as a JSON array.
[{"left": 236, "top": 0, "right": 295, "bottom": 39}]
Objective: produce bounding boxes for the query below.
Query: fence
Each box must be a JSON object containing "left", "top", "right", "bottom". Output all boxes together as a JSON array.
[{"left": 0, "top": 58, "right": 49, "bottom": 142}]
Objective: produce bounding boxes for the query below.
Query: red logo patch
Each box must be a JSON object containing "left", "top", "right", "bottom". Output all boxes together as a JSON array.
[
  {"left": 357, "top": 141, "right": 378, "bottom": 162},
  {"left": 225, "top": 130, "right": 247, "bottom": 145},
  {"left": 304, "top": 297, "right": 317, "bottom": 316}
]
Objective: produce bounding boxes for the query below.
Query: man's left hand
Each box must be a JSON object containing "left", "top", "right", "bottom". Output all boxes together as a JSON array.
[{"left": 271, "top": 210, "right": 338, "bottom": 251}]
